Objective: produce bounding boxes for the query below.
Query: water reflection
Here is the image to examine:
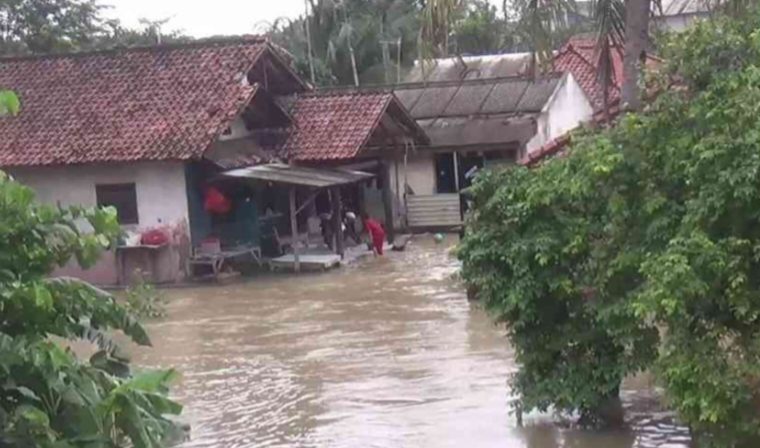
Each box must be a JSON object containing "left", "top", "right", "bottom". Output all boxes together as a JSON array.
[{"left": 131, "top": 236, "right": 690, "bottom": 448}]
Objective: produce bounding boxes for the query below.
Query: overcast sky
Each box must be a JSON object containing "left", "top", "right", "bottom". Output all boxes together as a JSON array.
[
  {"left": 103, "top": 1, "right": 502, "bottom": 38},
  {"left": 102, "top": 0, "right": 307, "bottom": 37}
]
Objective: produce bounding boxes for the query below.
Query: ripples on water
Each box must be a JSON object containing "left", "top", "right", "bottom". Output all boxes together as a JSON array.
[{"left": 132, "top": 236, "right": 691, "bottom": 448}]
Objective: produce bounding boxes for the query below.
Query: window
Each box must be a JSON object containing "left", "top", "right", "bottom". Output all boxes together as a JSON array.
[{"left": 96, "top": 183, "right": 138, "bottom": 225}]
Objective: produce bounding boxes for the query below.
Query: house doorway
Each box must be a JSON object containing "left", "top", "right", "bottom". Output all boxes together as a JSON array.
[{"left": 434, "top": 152, "right": 484, "bottom": 194}]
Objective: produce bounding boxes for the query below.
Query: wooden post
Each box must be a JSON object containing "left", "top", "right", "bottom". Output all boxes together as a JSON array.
[
  {"left": 403, "top": 143, "right": 410, "bottom": 229},
  {"left": 453, "top": 151, "right": 461, "bottom": 192},
  {"left": 289, "top": 186, "right": 300, "bottom": 272},
  {"left": 332, "top": 187, "right": 344, "bottom": 258},
  {"left": 394, "top": 156, "right": 401, "bottom": 211},
  {"left": 381, "top": 161, "right": 395, "bottom": 243}
]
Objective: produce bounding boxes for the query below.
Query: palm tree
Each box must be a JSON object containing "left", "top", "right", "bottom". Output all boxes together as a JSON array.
[
  {"left": 419, "top": 0, "right": 463, "bottom": 59},
  {"left": 513, "top": 0, "right": 752, "bottom": 112},
  {"left": 620, "top": 0, "right": 650, "bottom": 110}
]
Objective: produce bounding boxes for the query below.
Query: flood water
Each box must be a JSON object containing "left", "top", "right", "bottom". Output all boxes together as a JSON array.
[{"left": 132, "top": 236, "right": 691, "bottom": 448}]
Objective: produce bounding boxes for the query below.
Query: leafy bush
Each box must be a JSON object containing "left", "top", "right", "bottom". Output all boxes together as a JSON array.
[
  {"left": 124, "top": 275, "right": 168, "bottom": 320},
  {"left": 0, "top": 172, "right": 182, "bottom": 447},
  {"left": 458, "top": 8, "right": 760, "bottom": 445}
]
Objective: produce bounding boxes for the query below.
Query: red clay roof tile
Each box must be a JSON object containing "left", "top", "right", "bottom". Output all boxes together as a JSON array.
[
  {"left": 554, "top": 37, "right": 623, "bottom": 111},
  {"left": 283, "top": 91, "right": 394, "bottom": 161},
  {"left": 0, "top": 38, "right": 270, "bottom": 167}
]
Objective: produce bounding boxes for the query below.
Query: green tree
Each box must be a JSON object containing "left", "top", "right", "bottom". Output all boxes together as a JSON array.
[
  {"left": 268, "top": 0, "right": 520, "bottom": 86},
  {"left": 0, "top": 0, "right": 106, "bottom": 54},
  {"left": 0, "top": 95, "right": 182, "bottom": 447},
  {"left": 451, "top": 0, "right": 509, "bottom": 55},
  {"left": 0, "top": 170, "right": 183, "bottom": 446},
  {"left": 458, "top": 6, "right": 760, "bottom": 444},
  {"left": 267, "top": 0, "right": 422, "bottom": 86},
  {"left": 0, "top": 0, "right": 190, "bottom": 56},
  {"left": 96, "top": 18, "right": 191, "bottom": 49}
]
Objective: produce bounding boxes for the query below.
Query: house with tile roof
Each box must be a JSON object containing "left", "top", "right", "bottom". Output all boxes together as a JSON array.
[
  {"left": 521, "top": 37, "right": 663, "bottom": 166},
  {"left": 0, "top": 37, "right": 427, "bottom": 284}
]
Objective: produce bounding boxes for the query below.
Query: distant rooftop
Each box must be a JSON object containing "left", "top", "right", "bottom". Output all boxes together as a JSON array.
[
  {"left": 660, "top": 0, "right": 713, "bottom": 15},
  {"left": 404, "top": 53, "right": 533, "bottom": 83}
]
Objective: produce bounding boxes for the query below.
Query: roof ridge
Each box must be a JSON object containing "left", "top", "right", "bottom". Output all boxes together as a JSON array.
[
  {"left": 315, "top": 73, "right": 564, "bottom": 93},
  {"left": 0, "top": 35, "right": 269, "bottom": 62},
  {"left": 302, "top": 89, "right": 393, "bottom": 97}
]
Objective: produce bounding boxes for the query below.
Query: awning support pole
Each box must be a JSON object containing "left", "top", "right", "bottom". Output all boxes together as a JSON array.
[
  {"left": 381, "top": 160, "right": 395, "bottom": 243},
  {"left": 332, "top": 186, "right": 344, "bottom": 258},
  {"left": 295, "top": 188, "right": 320, "bottom": 217},
  {"left": 289, "top": 186, "right": 300, "bottom": 273},
  {"left": 403, "top": 141, "right": 410, "bottom": 229},
  {"left": 453, "top": 151, "right": 461, "bottom": 192}
]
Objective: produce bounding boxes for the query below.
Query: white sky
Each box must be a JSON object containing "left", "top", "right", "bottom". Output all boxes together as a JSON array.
[{"left": 102, "top": 0, "right": 308, "bottom": 37}]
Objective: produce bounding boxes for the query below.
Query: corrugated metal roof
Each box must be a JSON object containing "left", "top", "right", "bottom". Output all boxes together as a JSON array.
[
  {"left": 660, "top": 0, "right": 711, "bottom": 15},
  {"left": 405, "top": 53, "right": 533, "bottom": 83},
  {"left": 417, "top": 115, "right": 537, "bottom": 148},
  {"left": 394, "top": 76, "right": 561, "bottom": 120},
  {"left": 205, "top": 135, "right": 281, "bottom": 169},
  {"left": 222, "top": 163, "right": 374, "bottom": 188}
]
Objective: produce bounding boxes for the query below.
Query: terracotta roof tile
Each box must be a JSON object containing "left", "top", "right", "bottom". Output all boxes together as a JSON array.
[
  {"left": 283, "top": 91, "right": 393, "bottom": 161},
  {"left": 520, "top": 134, "right": 571, "bottom": 167},
  {"left": 554, "top": 37, "right": 623, "bottom": 111},
  {"left": 0, "top": 38, "right": 270, "bottom": 167}
]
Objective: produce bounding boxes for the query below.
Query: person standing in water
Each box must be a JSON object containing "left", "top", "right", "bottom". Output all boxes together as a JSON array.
[{"left": 362, "top": 212, "right": 386, "bottom": 256}]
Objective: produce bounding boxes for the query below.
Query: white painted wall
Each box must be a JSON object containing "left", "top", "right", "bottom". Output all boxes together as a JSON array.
[
  {"left": 392, "top": 151, "right": 436, "bottom": 196},
  {"left": 9, "top": 161, "right": 190, "bottom": 285},
  {"left": 654, "top": 14, "right": 706, "bottom": 33},
  {"left": 218, "top": 116, "right": 253, "bottom": 141},
  {"left": 11, "top": 161, "right": 189, "bottom": 228},
  {"left": 525, "top": 73, "right": 594, "bottom": 155}
]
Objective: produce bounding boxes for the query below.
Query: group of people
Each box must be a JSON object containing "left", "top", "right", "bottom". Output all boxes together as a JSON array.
[{"left": 320, "top": 210, "right": 386, "bottom": 256}]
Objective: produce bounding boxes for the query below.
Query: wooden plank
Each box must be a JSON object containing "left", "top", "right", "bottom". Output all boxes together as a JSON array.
[{"left": 407, "top": 193, "right": 463, "bottom": 227}]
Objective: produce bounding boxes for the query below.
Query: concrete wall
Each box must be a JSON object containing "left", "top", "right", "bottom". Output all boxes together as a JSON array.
[
  {"left": 10, "top": 161, "right": 190, "bottom": 285},
  {"left": 525, "top": 73, "right": 594, "bottom": 155}
]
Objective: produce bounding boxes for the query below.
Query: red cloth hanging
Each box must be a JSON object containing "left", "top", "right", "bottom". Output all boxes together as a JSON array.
[{"left": 204, "top": 186, "right": 231, "bottom": 214}]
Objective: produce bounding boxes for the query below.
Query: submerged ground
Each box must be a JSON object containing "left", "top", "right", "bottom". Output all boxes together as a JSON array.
[{"left": 132, "top": 236, "right": 690, "bottom": 448}]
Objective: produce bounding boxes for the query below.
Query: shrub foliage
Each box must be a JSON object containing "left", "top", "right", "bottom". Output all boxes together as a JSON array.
[
  {"left": 458, "top": 9, "right": 760, "bottom": 446},
  {"left": 0, "top": 172, "right": 181, "bottom": 447}
]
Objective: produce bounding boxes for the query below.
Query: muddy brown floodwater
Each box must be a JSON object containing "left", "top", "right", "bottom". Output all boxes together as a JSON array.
[{"left": 132, "top": 236, "right": 691, "bottom": 448}]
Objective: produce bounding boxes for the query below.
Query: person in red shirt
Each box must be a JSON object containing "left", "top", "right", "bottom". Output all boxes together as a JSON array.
[{"left": 362, "top": 213, "right": 386, "bottom": 256}]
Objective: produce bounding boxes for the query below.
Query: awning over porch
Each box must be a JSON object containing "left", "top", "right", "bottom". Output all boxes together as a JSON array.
[{"left": 222, "top": 163, "right": 374, "bottom": 188}]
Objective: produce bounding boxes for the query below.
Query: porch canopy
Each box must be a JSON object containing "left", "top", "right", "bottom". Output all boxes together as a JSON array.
[
  {"left": 221, "top": 163, "right": 374, "bottom": 272},
  {"left": 222, "top": 163, "right": 373, "bottom": 188}
]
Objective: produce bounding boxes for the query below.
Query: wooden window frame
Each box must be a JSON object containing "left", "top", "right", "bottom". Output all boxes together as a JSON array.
[{"left": 95, "top": 183, "right": 139, "bottom": 225}]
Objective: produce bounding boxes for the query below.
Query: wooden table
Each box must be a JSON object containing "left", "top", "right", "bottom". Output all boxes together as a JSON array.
[{"left": 115, "top": 244, "right": 168, "bottom": 285}]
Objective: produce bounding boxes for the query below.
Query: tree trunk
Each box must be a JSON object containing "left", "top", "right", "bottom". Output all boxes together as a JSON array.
[
  {"left": 348, "top": 41, "right": 360, "bottom": 87},
  {"left": 303, "top": 0, "right": 316, "bottom": 85},
  {"left": 621, "top": 0, "right": 650, "bottom": 111}
]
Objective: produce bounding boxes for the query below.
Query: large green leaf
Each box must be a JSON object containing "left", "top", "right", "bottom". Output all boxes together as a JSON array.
[{"left": 0, "top": 90, "right": 20, "bottom": 116}]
